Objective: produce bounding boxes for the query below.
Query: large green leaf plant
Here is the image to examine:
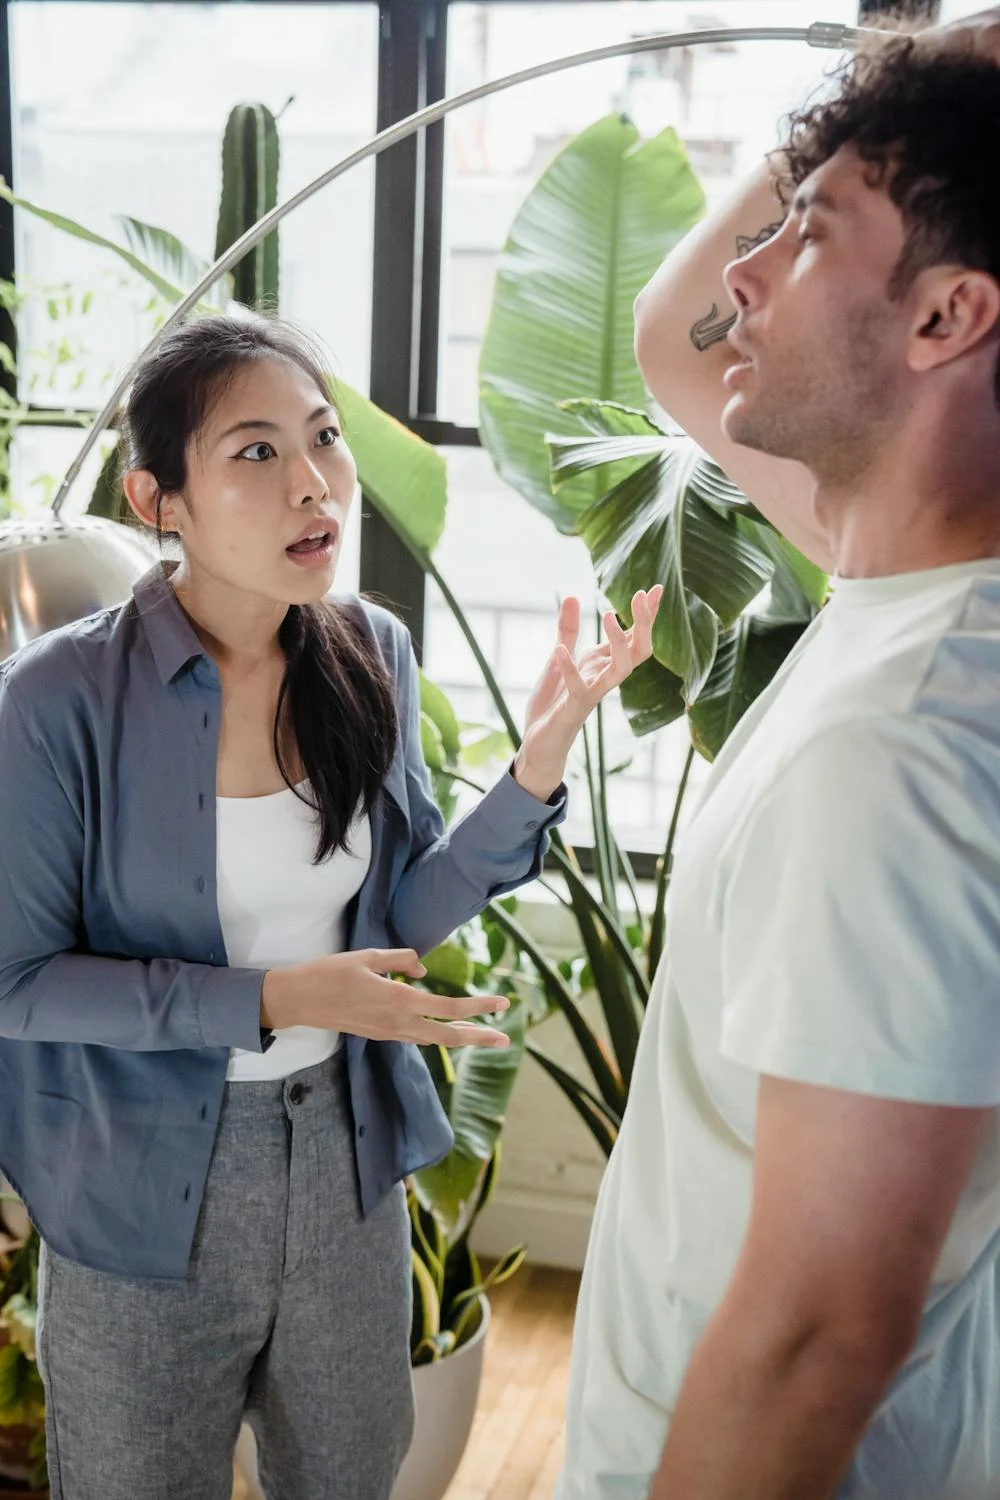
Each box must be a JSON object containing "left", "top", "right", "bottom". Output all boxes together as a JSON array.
[
  {"left": 406, "top": 901, "right": 532, "bottom": 1364},
  {"left": 466, "top": 113, "right": 830, "bottom": 1152}
]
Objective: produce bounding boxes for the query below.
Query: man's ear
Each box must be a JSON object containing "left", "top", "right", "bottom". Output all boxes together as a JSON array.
[
  {"left": 908, "top": 267, "right": 1000, "bottom": 376},
  {"left": 122, "top": 469, "right": 183, "bottom": 534}
]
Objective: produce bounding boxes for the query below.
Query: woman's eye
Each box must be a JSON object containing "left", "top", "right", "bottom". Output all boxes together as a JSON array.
[
  {"left": 238, "top": 441, "right": 274, "bottom": 462},
  {"left": 316, "top": 426, "right": 340, "bottom": 448}
]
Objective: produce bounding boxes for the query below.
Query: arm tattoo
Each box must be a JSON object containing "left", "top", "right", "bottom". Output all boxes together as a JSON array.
[
  {"left": 690, "top": 303, "right": 737, "bottom": 352},
  {"left": 735, "top": 219, "right": 785, "bottom": 256},
  {"left": 688, "top": 219, "right": 786, "bottom": 352}
]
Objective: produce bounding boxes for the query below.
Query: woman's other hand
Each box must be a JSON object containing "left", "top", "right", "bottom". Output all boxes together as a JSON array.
[
  {"left": 512, "top": 586, "right": 664, "bottom": 802},
  {"left": 260, "top": 948, "right": 512, "bottom": 1048}
]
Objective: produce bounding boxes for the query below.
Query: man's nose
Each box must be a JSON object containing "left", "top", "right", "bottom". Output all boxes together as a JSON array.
[{"left": 723, "top": 256, "right": 754, "bottom": 314}]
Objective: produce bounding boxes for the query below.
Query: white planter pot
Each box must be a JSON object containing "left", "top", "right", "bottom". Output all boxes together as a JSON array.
[
  {"left": 391, "top": 1295, "right": 491, "bottom": 1500},
  {"left": 233, "top": 1295, "right": 491, "bottom": 1500}
]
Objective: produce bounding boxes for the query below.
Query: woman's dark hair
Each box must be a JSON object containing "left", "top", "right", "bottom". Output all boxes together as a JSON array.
[
  {"left": 779, "top": 36, "right": 1000, "bottom": 403},
  {"left": 120, "top": 311, "right": 398, "bottom": 862}
]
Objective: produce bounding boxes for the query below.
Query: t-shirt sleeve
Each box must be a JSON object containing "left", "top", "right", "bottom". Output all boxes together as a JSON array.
[{"left": 718, "top": 714, "right": 1000, "bottom": 1106}]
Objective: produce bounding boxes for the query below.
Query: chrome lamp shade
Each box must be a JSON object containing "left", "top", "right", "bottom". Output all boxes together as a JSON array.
[{"left": 0, "top": 517, "right": 156, "bottom": 661}]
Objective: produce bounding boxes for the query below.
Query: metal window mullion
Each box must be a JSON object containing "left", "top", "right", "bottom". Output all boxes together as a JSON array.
[
  {"left": 0, "top": 0, "right": 15, "bottom": 405},
  {"left": 362, "top": 0, "right": 431, "bottom": 654},
  {"left": 416, "top": 0, "right": 447, "bottom": 417}
]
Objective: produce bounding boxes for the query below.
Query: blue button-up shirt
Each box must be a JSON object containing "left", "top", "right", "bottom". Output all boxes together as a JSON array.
[{"left": 0, "top": 564, "right": 565, "bottom": 1279}]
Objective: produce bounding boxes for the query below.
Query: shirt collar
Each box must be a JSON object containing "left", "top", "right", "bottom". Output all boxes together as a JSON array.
[{"left": 132, "top": 562, "right": 207, "bottom": 685}]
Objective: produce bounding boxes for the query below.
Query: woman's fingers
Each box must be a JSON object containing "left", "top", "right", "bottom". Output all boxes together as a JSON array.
[
  {"left": 529, "top": 585, "right": 666, "bottom": 724},
  {"left": 422, "top": 1019, "right": 512, "bottom": 1049},
  {"left": 553, "top": 643, "right": 593, "bottom": 705},
  {"left": 557, "top": 595, "right": 582, "bottom": 657},
  {"left": 429, "top": 992, "right": 510, "bottom": 1022},
  {"left": 604, "top": 610, "right": 633, "bottom": 678},
  {"left": 368, "top": 947, "right": 428, "bottom": 978}
]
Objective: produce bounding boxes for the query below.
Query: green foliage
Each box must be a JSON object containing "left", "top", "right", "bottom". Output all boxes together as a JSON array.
[
  {"left": 479, "top": 115, "right": 705, "bottom": 532},
  {"left": 0, "top": 1223, "right": 45, "bottom": 1489},
  {"left": 548, "top": 399, "right": 822, "bottom": 744},
  {"left": 215, "top": 104, "right": 281, "bottom": 310},
  {"left": 466, "top": 116, "right": 828, "bottom": 1155},
  {"left": 405, "top": 917, "right": 535, "bottom": 1364}
]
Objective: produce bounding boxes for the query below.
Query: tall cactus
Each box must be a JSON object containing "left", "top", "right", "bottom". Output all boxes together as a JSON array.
[{"left": 215, "top": 103, "right": 281, "bottom": 311}]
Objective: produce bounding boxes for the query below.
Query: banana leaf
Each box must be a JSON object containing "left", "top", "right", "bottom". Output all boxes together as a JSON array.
[
  {"left": 118, "top": 216, "right": 232, "bottom": 309},
  {"left": 551, "top": 403, "right": 773, "bottom": 702},
  {"left": 479, "top": 115, "right": 704, "bottom": 532},
  {"left": 0, "top": 182, "right": 223, "bottom": 312}
]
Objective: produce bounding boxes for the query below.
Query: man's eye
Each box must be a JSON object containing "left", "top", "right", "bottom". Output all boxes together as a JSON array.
[
  {"left": 237, "top": 441, "right": 274, "bottom": 462},
  {"left": 316, "top": 427, "right": 340, "bottom": 448}
]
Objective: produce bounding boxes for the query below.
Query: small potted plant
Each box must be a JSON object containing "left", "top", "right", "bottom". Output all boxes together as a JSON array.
[
  {"left": 390, "top": 908, "right": 530, "bottom": 1500},
  {"left": 395, "top": 1145, "right": 524, "bottom": 1500}
]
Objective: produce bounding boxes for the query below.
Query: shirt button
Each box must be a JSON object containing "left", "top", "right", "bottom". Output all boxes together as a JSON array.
[
  {"left": 288, "top": 1083, "right": 310, "bottom": 1105},
  {"left": 526, "top": 820, "right": 539, "bottom": 831},
  {"left": 195, "top": 875, "right": 206, "bottom": 894},
  {"left": 357, "top": 1123, "right": 366, "bottom": 1139}
]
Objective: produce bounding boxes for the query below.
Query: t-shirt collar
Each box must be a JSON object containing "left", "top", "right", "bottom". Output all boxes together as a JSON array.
[{"left": 829, "top": 556, "right": 1000, "bottom": 609}]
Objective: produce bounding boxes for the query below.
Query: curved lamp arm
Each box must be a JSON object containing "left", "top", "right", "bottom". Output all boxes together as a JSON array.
[{"left": 50, "top": 19, "right": 874, "bottom": 517}]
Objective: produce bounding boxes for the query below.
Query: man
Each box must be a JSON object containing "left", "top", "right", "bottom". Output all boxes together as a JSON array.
[{"left": 556, "top": 11, "right": 1000, "bottom": 1500}]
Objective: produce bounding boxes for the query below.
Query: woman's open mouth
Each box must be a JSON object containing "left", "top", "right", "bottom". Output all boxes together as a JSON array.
[{"left": 285, "top": 525, "right": 338, "bottom": 568}]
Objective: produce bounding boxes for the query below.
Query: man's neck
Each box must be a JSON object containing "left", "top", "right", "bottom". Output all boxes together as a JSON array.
[{"left": 811, "top": 418, "right": 1000, "bottom": 580}]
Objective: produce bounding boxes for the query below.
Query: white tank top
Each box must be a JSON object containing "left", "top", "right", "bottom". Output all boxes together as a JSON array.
[{"left": 216, "top": 782, "right": 372, "bottom": 1081}]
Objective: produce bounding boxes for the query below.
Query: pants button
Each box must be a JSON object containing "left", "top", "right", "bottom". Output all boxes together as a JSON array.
[{"left": 288, "top": 1082, "right": 310, "bottom": 1105}]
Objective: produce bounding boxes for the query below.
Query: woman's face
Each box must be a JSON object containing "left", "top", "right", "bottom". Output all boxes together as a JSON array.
[{"left": 159, "top": 356, "right": 357, "bottom": 607}]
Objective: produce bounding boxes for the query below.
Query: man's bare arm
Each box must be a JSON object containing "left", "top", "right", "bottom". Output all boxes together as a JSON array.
[
  {"left": 633, "top": 160, "right": 833, "bottom": 571},
  {"left": 650, "top": 1077, "right": 990, "bottom": 1499}
]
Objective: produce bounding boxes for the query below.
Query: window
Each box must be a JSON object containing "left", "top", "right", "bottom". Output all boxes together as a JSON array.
[
  {"left": 6, "top": 1, "right": 377, "bottom": 588},
  {"left": 1, "top": 0, "right": 936, "bottom": 855}
]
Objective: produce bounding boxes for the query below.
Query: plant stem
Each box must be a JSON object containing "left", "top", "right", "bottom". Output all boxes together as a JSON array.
[
  {"left": 583, "top": 716, "right": 615, "bottom": 912},
  {"left": 486, "top": 898, "right": 625, "bottom": 1113},
  {"left": 649, "top": 741, "right": 696, "bottom": 980},
  {"left": 425, "top": 557, "right": 521, "bottom": 746},
  {"left": 374, "top": 506, "right": 649, "bottom": 998}
]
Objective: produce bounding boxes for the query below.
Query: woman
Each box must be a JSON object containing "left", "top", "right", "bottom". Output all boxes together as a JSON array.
[{"left": 0, "top": 312, "right": 661, "bottom": 1500}]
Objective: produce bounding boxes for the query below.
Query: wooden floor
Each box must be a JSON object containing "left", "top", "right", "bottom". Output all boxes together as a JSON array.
[
  {"left": 445, "top": 1266, "right": 580, "bottom": 1500},
  {"left": 231, "top": 1264, "right": 580, "bottom": 1500}
]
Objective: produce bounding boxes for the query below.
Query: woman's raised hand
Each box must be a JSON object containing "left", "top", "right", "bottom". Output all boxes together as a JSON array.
[
  {"left": 512, "top": 586, "right": 664, "bottom": 802},
  {"left": 260, "top": 948, "right": 511, "bottom": 1048}
]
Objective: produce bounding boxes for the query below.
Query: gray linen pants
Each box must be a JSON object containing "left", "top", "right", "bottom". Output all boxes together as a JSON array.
[{"left": 36, "top": 1051, "right": 414, "bottom": 1500}]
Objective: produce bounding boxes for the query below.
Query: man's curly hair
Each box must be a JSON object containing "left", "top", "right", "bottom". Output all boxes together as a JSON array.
[{"left": 780, "top": 36, "right": 1000, "bottom": 318}]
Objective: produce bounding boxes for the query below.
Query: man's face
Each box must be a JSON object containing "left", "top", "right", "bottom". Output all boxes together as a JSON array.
[{"left": 721, "top": 147, "right": 911, "bottom": 483}]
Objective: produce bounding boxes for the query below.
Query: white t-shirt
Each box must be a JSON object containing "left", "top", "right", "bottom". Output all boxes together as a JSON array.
[
  {"left": 217, "top": 783, "right": 372, "bottom": 1082},
  {"left": 557, "top": 558, "right": 1000, "bottom": 1500}
]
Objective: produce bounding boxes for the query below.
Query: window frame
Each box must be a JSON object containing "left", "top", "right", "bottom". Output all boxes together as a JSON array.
[{"left": 0, "top": 0, "right": 938, "bottom": 875}]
